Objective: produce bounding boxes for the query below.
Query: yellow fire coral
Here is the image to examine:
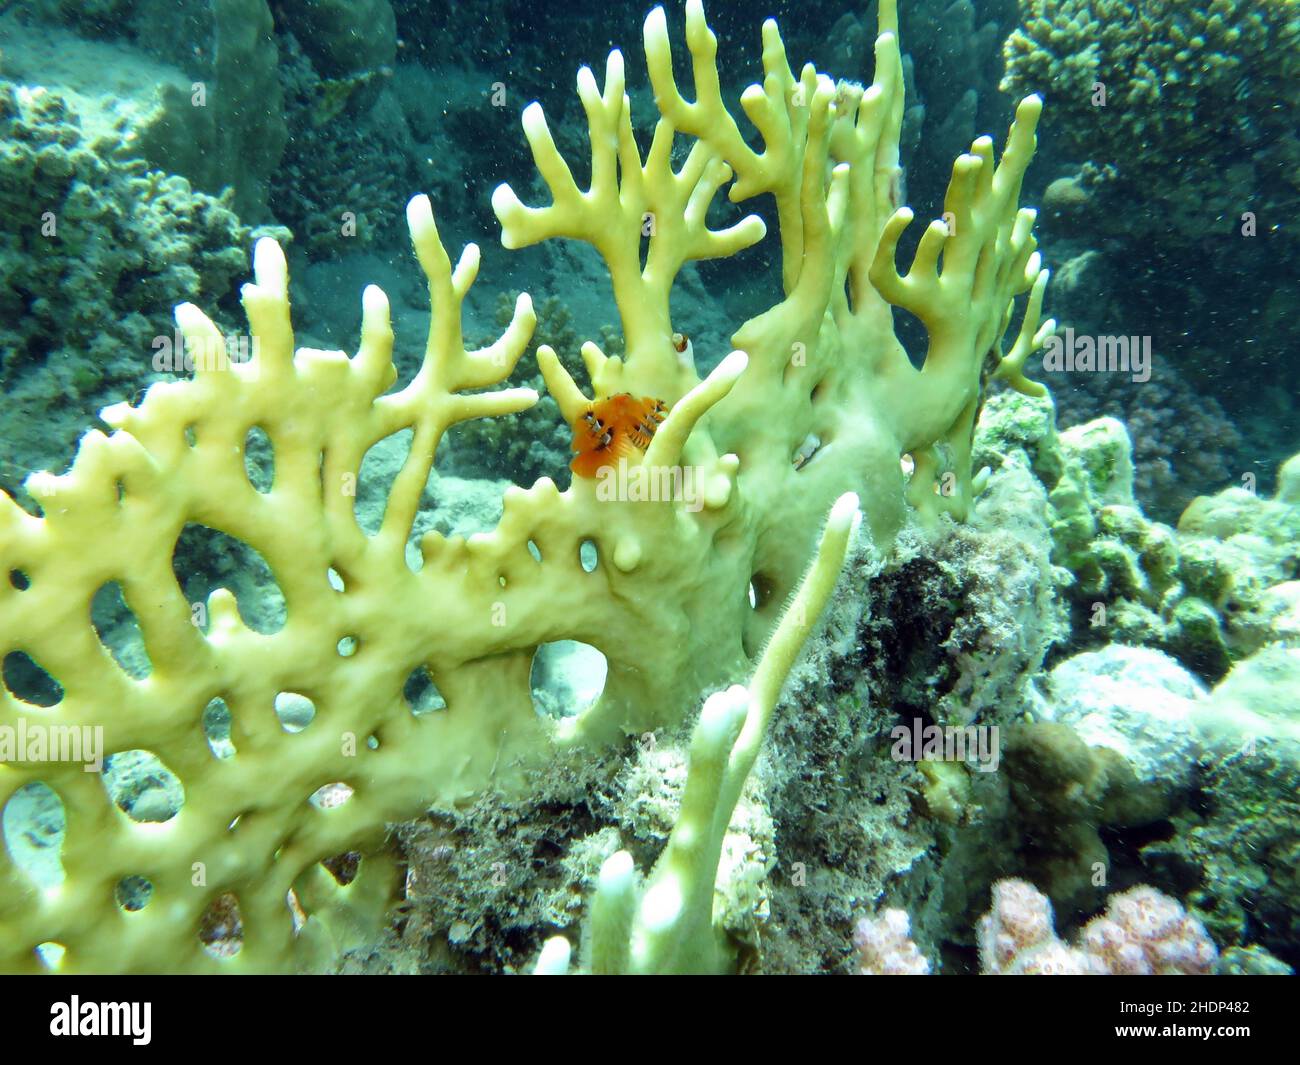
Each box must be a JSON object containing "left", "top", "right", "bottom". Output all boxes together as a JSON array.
[{"left": 0, "top": 0, "right": 1050, "bottom": 973}]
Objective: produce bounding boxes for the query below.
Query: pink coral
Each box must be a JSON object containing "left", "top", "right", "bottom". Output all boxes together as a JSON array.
[
  {"left": 853, "top": 909, "right": 932, "bottom": 975},
  {"left": 1006, "top": 939, "right": 1096, "bottom": 975},
  {"left": 1079, "top": 885, "right": 1218, "bottom": 975},
  {"left": 853, "top": 880, "right": 1217, "bottom": 975},
  {"left": 977, "top": 873, "right": 1071, "bottom": 972},
  {"left": 980, "top": 878, "right": 1216, "bottom": 975}
]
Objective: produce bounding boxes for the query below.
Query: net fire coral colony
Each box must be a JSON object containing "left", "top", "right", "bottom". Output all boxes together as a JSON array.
[{"left": 0, "top": 0, "right": 1055, "bottom": 973}]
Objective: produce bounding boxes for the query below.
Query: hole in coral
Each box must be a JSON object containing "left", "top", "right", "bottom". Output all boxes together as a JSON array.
[
  {"left": 91, "top": 581, "right": 152, "bottom": 679},
  {"left": 102, "top": 750, "right": 185, "bottom": 823},
  {"left": 115, "top": 875, "right": 154, "bottom": 912},
  {"left": 309, "top": 782, "right": 354, "bottom": 810},
  {"left": 337, "top": 636, "right": 358, "bottom": 657},
  {"left": 274, "top": 692, "right": 316, "bottom": 733},
  {"left": 639, "top": 221, "right": 652, "bottom": 273},
  {"left": 1, "top": 650, "right": 63, "bottom": 706},
  {"left": 890, "top": 305, "right": 928, "bottom": 370},
  {"left": 579, "top": 539, "right": 598, "bottom": 573},
  {"left": 366, "top": 734, "right": 379, "bottom": 750},
  {"left": 527, "top": 540, "right": 542, "bottom": 562},
  {"left": 322, "top": 851, "right": 360, "bottom": 886},
  {"left": 243, "top": 425, "right": 274, "bottom": 493},
  {"left": 34, "top": 942, "right": 65, "bottom": 970},
  {"left": 203, "top": 697, "right": 236, "bottom": 759},
  {"left": 172, "top": 524, "right": 286, "bottom": 635},
  {"left": 403, "top": 666, "right": 447, "bottom": 715},
  {"left": 184, "top": 425, "right": 197, "bottom": 447},
  {"left": 749, "top": 573, "right": 775, "bottom": 612},
  {"left": 791, "top": 432, "right": 822, "bottom": 471},
  {"left": 529, "top": 640, "right": 607, "bottom": 719},
  {"left": 199, "top": 892, "right": 244, "bottom": 958},
  {"left": 355, "top": 428, "right": 413, "bottom": 536},
  {"left": 2, "top": 781, "right": 66, "bottom": 888},
  {"left": 498, "top": 574, "right": 507, "bottom": 588},
  {"left": 9, "top": 569, "right": 29, "bottom": 590},
  {"left": 327, "top": 567, "right": 345, "bottom": 592}
]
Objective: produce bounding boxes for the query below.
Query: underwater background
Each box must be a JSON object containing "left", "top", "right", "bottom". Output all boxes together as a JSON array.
[{"left": 0, "top": 0, "right": 1296, "bottom": 975}]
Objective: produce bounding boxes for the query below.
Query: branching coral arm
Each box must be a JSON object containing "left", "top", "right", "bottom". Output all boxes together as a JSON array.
[
  {"left": 576, "top": 491, "right": 860, "bottom": 975},
  {"left": 868, "top": 97, "right": 1047, "bottom": 454},
  {"left": 492, "top": 44, "right": 764, "bottom": 391}
]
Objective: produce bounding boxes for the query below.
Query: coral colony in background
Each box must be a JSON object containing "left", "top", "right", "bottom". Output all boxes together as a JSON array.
[{"left": 0, "top": 0, "right": 1296, "bottom": 975}]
